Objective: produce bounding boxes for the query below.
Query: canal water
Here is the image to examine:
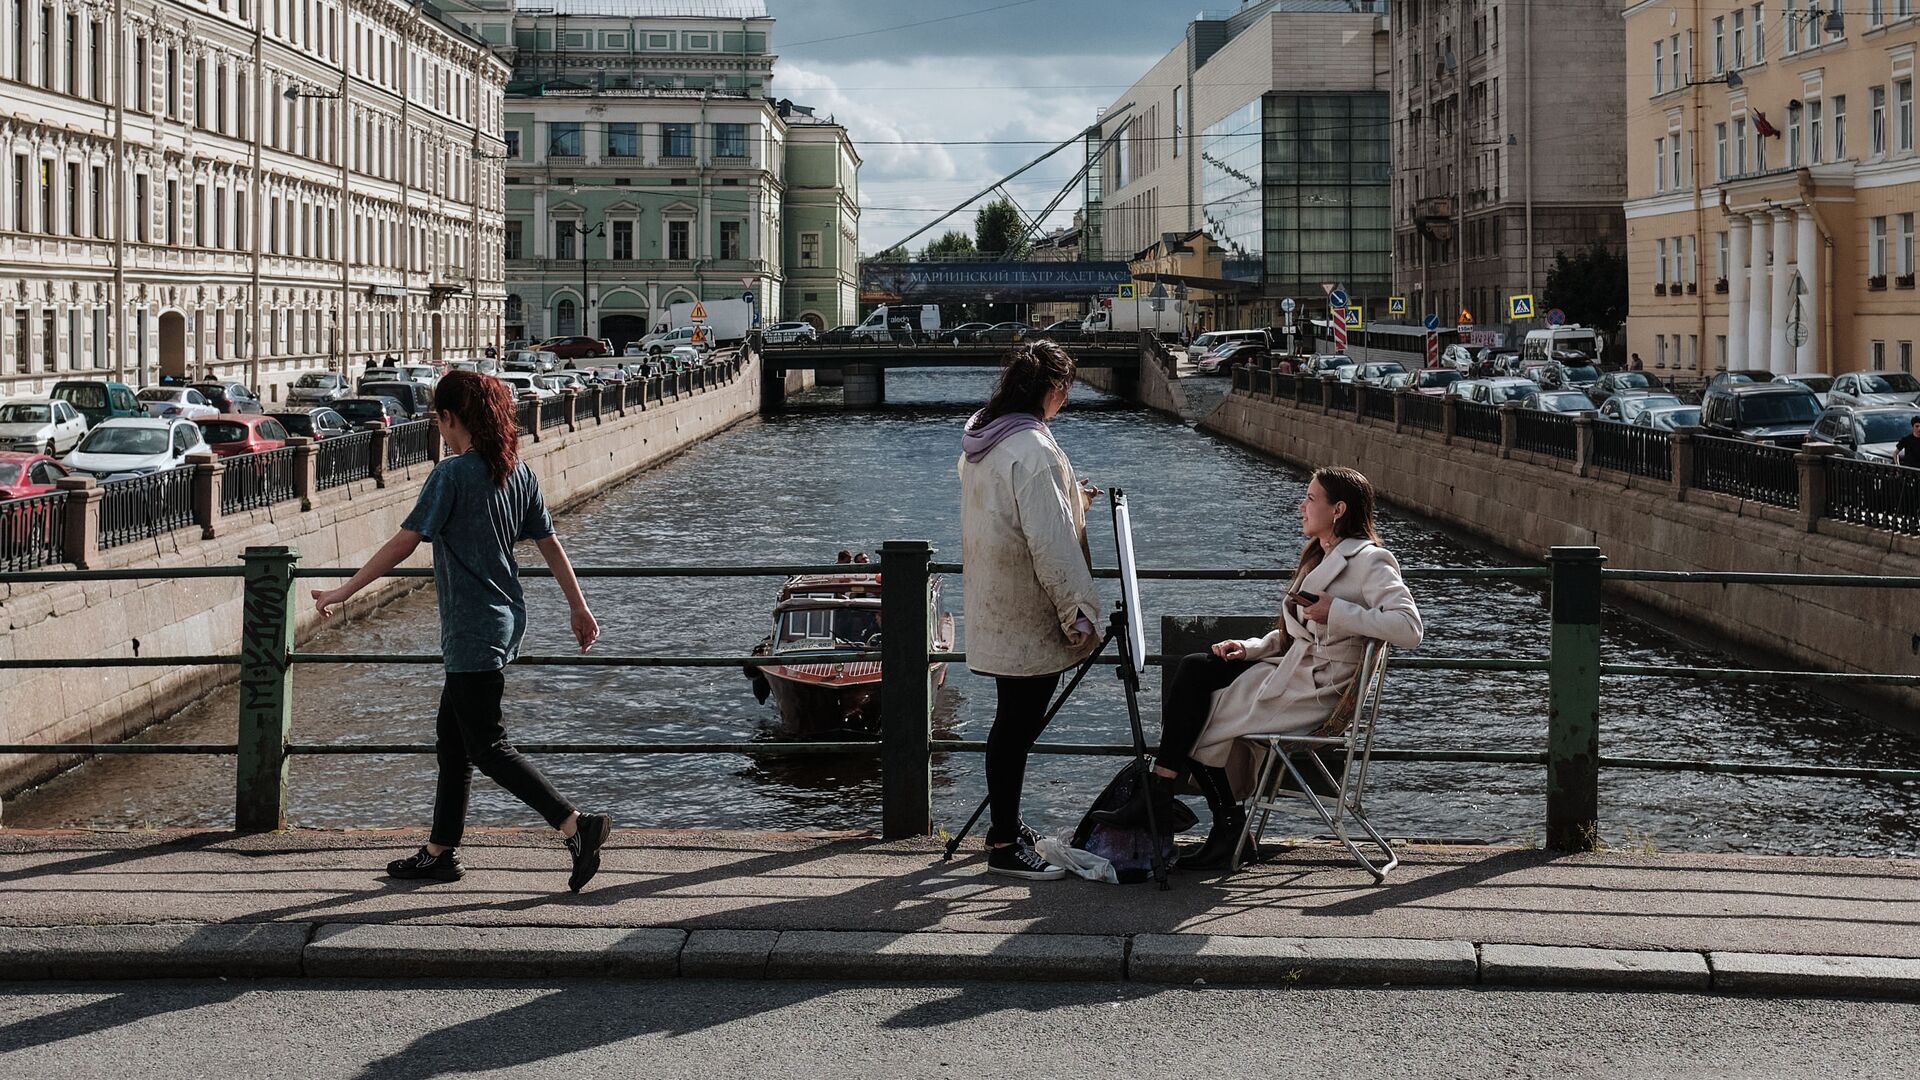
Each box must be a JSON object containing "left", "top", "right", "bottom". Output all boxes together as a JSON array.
[{"left": 8, "top": 370, "right": 1917, "bottom": 856}]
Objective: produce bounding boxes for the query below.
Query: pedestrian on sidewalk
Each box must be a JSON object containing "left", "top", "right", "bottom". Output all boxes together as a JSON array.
[
  {"left": 1897, "top": 415, "right": 1920, "bottom": 468},
  {"left": 1096, "top": 467, "right": 1422, "bottom": 869},
  {"left": 958, "top": 340, "right": 1102, "bottom": 881},
  {"left": 311, "top": 370, "right": 612, "bottom": 892}
]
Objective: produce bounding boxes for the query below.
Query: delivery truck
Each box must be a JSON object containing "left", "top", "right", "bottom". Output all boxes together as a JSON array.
[
  {"left": 1081, "top": 295, "right": 1186, "bottom": 339},
  {"left": 668, "top": 298, "right": 753, "bottom": 344},
  {"left": 851, "top": 303, "right": 942, "bottom": 343}
]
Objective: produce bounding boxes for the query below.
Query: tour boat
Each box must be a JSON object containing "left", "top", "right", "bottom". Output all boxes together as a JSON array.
[{"left": 745, "top": 568, "right": 954, "bottom": 739}]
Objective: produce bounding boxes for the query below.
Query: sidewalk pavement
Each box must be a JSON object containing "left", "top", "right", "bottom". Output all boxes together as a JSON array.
[{"left": 1, "top": 829, "right": 1916, "bottom": 997}]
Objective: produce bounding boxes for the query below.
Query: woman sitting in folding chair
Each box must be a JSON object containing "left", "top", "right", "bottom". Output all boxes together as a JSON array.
[{"left": 1095, "top": 466, "right": 1422, "bottom": 870}]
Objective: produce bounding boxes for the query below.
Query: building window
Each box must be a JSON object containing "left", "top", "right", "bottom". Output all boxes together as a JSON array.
[
  {"left": 667, "top": 218, "right": 689, "bottom": 260},
  {"left": 661, "top": 122, "right": 693, "bottom": 158},
  {"left": 1716, "top": 335, "right": 1728, "bottom": 367},
  {"left": 719, "top": 219, "right": 740, "bottom": 260},
  {"left": 1871, "top": 339, "right": 1886, "bottom": 367},
  {"left": 1900, "top": 213, "right": 1916, "bottom": 276},
  {"left": 555, "top": 297, "right": 576, "bottom": 335},
  {"left": 1833, "top": 95, "right": 1847, "bottom": 158},
  {"left": 504, "top": 220, "right": 522, "bottom": 259},
  {"left": 1731, "top": 9, "right": 1745, "bottom": 67},
  {"left": 1715, "top": 122, "right": 1728, "bottom": 178},
  {"left": 1902, "top": 341, "right": 1915, "bottom": 373},
  {"left": 606, "top": 122, "right": 638, "bottom": 157},
  {"left": 1654, "top": 40, "right": 1665, "bottom": 94},
  {"left": 611, "top": 219, "right": 632, "bottom": 259},
  {"left": 1790, "top": 106, "right": 1804, "bottom": 165},
  {"left": 1713, "top": 17, "right": 1725, "bottom": 72},
  {"left": 1655, "top": 238, "right": 1668, "bottom": 284},
  {"left": 39, "top": 160, "right": 52, "bottom": 234},
  {"left": 1750, "top": 4, "right": 1765, "bottom": 63},
  {"left": 1871, "top": 86, "right": 1888, "bottom": 156},
  {"left": 65, "top": 162, "right": 78, "bottom": 235},
  {"left": 1809, "top": 100, "right": 1823, "bottom": 163},
  {"left": 1734, "top": 116, "right": 1748, "bottom": 173},
  {"left": 133, "top": 174, "right": 147, "bottom": 242},
  {"left": 12, "top": 312, "right": 26, "bottom": 374},
  {"left": 1716, "top": 231, "right": 1729, "bottom": 279},
  {"left": 1899, "top": 79, "right": 1915, "bottom": 153},
  {"left": 1654, "top": 138, "right": 1666, "bottom": 190},
  {"left": 714, "top": 123, "right": 747, "bottom": 157},
  {"left": 90, "top": 164, "right": 104, "bottom": 238},
  {"left": 504, "top": 130, "right": 520, "bottom": 158},
  {"left": 554, "top": 220, "right": 575, "bottom": 260},
  {"left": 1871, "top": 216, "right": 1888, "bottom": 277},
  {"left": 1670, "top": 135, "right": 1683, "bottom": 188},
  {"left": 547, "top": 121, "right": 582, "bottom": 157},
  {"left": 800, "top": 230, "right": 820, "bottom": 268},
  {"left": 1869, "top": 0, "right": 1884, "bottom": 24}
]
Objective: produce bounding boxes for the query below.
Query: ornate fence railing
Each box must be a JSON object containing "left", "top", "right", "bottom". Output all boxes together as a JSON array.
[
  {"left": 1591, "top": 421, "right": 1673, "bottom": 481},
  {"left": 315, "top": 431, "right": 377, "bottom": 489},
  {"left": 1826, "top": 457, "right": 1920, "bottom": 534},
  {"left": 219, "top": 448, "right": 299, "bottom": 515},
  {"left": 1454, "top": 401, "right": 1501, "bottom": 444},
  {"left": 386, "top": 421, "right": 436, "bottom": 469},
  {"left": 1696, "top": 434, "right": 1799, "bottom": 508},
  {"left": 1513, "top": 409, "right": 1578, "bottom": 460},
  {"left": 96, "top": 467, "right": 196, "bottom": 547},
  {"left": 1403, "top": 392, "right": 1446, "bottom": 433},
  {"left": 0, "top": 491, "right": 67, "bottom": 571}
]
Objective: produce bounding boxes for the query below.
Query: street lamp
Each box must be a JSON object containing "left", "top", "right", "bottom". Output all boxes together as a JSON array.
[{"left": 575, "top": 221, "right": 606, "bottom": 338}]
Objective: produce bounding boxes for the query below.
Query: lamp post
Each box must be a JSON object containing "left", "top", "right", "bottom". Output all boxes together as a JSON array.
[{"left": 577, "top": 221, "right": 605, "bottom": 339}]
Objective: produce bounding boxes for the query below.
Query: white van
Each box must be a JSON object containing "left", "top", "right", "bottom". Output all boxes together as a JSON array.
[{"left": 1188, "top": 329, "right": 1271, "bottom": 362}]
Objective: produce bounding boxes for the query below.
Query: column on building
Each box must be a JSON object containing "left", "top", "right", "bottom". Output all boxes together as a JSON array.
[
  {"left": 1768, "top": 210, "right": 1795, "bottom": 375},
  {"left": 1794, "top": 208, "right": 1819, "bottom": 373},
  {"left": 1746, "top": 212, "right": 1771, "bottom": 370},
  {"left": 1727, "top": 215, "right": 1750, "bottom": 368}
]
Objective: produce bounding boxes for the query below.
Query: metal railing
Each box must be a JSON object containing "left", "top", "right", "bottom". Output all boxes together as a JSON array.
[
  {"left": 1696, "top": 434, "right": 1798, "bottom": 508},
  {"left": 1827, "top": 457, "right": 1920, "bottom": 534},
  {"left": 387, "top": 421, "right": 436, "bottom": 469},
  {"left": 539, "top": 396, "right": 569, "bottom": 430},
  {"left": 1513, "top": 409, "right": 1578, "bottom": 460},
  {"left": 1326, "top": 379, "right": 1354, "bottom": 413},
  {"left": 1361, "top": 384, "right": 1396, "bottom": 421},
  {"left": 315, "top": 430, "right": 377, "bottom": 489},
  {"left": 3, "top": 544, "right": 1917, "bottom": 853},
  {"left": 219, "top": 448, "right": 299, "bottom": 514},
  {"left": 1592, "top": 421, "right": 1673, "bottom": 481},
  {"left": 1454, "top": 400, "right": 1501, "bottom": 444},
  {"left": 96, "top": 466, "right": 195, "bottom": 547},
  {"left": 0, "top": 491, "right": 66, "bottom": 571},
  {"left": 516, "top": 399, "right": 537, "bottom": 438},
  {"left": 1403, "top": 392, "right": 1446, "bottom": 433}
]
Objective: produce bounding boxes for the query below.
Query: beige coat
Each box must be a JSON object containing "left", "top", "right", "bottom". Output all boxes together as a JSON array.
[
  {"left": 958, "top": 428, "right": 1102, "bottom": 678},
  {"left": 1189, "top": 536, "right": 1424, "bottom": 790}
]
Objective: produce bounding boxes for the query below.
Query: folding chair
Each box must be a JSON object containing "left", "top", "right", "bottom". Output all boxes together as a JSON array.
[{"left": 1230, "top": 640, "right": 1398, "bottom": 881}]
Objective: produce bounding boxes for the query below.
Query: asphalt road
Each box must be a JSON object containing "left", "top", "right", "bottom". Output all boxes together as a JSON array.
[{"left": 2, "top": 979, "right": 1917, "bottom": 1079}]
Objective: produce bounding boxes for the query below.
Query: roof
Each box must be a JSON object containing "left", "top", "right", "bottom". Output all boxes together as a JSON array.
[
  {"left": 1, "top": 395, "right": 54, "bottom": 404},
  {"left": 531, "top": 0, "right": 767, "bottom": 17},
  {"left": 92, "top": 417, "right": 176, "bottom": 428}
]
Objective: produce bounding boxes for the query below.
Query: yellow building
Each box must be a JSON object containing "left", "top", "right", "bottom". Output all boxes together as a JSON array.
[{"left": 1625, "top": 0, "right": 1920, "bottom": 377}]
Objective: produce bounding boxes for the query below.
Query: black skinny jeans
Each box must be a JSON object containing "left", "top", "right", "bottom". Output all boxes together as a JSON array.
[
  {"left": 429, "top": 670, "right": 576, "bottom": 849},
  {"left": 1154, "top": 652, "right": 1256, "bottom": 775},
  {"left": 984, "top": 672, "right": 1063, "bottom": 845}
]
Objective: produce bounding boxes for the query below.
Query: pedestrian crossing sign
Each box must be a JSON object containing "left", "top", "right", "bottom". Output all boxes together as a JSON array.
[
  {"left": 1342, "top": 305, "right": 1364, "bottom": 330},
  {"left": 690, "top": 301, "right": 709, "bottom": 320},
  {"left": 1118, "top": 283, "right": 1136, "bottom": 300},
  {"left": 1387, "top": 296, "right": 1408, "bottom": 317},
  {"left": 1508, "top": 294, "right": 1535, "bottom": 319}
]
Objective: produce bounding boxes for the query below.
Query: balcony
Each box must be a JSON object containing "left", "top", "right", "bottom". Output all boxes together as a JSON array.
[{"left": 1413, "top": 196, "right": 1455, "bottom": 223}]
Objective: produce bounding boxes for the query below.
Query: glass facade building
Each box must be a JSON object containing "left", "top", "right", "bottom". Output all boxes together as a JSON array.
[{"left": 1202, "top": 92, "right": 1392, "bottom": 301}]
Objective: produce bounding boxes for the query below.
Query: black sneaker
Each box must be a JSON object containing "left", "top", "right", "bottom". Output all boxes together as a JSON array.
[
  {"left": 985, "top": 820, "right": 1044, "bottom": 851},
  {"left": 987, "top": 841, "right": 1067, "bottom": 881},
  {"left": 387, "top": 846, "right": 465, "bottom": 882},
  {"left": 564, "top": 813, "right": 612, "bottom": 893}
]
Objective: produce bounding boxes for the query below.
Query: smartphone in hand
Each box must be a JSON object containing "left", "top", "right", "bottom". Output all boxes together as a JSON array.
[{"left": 1289, "top": 590, "right": 1321, "bottom": 606}]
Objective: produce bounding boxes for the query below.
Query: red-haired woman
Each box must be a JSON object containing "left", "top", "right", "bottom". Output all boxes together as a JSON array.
[{"left": 312, "top": 370, "right": 610, "bottom": 892}]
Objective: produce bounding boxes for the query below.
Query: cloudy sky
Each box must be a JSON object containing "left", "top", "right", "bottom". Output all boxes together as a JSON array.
[{"left": 764, "top": 1, "right": 1193, "bottom": 254}]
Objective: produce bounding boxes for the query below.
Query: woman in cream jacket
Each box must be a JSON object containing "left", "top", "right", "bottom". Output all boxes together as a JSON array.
[
  {"left": 958, "top": 341, "right": 1102, "bottom": 881},
  {"left": 1096, "top": 466, "right": 1422, "bottom": 869}
]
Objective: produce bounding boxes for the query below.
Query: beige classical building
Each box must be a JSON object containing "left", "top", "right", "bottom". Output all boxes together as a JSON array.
[
  {"left": 0, "top": 0, "right": 509, "bottom": 400},
  {"left": 1625, "top": 0, "right": 1920, "bottom": 376}
]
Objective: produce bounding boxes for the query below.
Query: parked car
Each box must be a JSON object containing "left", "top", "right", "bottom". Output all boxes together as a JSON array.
[
  {"left": 621, "top": 342, "right": 647, "bottom": 357},
  {"left": 1466, "top": 377, "right": 1541, "bottom": 406},
  {"left": 1440, "top": 344, "right": 1478, "bottom": 371},
  {"left": 1589, "top": 370, "right": 1666, "bottom": 408},
  {"left": 667, "top": 344, "right": 703, "bottom": 369},
  {"left": 1353, "top": 360, "right": 1409, "bottom": 386},
  {"left": 286, "top": 371, "right": 351, "bottom": 406},
  {"left": 1636, "top": 405, "right": 1703, "bottom": 431},
  {"left": 1704, "top": 369, "right": 1777, "bottom": 394},
  {"left": 974, "top": 322, "right": 1035, "bottom": 344},
  {"left": 358, "top": 380, "right": 431, "bottom": 420},
  {"left": 1407, "top": 368, "right": 1463, "bottom": 396},
  {"left": 1037, "top": 319, "right": 1087, "bottom": 342},
  {"left": 136, "top": 386, "right": 220, "bottom": 420},
  {"left": 538, "top": 374, "right": 579, "bottom": 396},
  {"left": 818, "top": 324, "right": 860, "bottom": 344},
  {"left": 942, "top": 322, "right": 991, "bottom": 345},
  {"left": 1380, "top": 372, "right": 1416, "bottom": 390},
  {"left": 394, "top": 364, "right": 440, "bottom": 391},
  {"left": 1598, "top": 390, "right": 1685, "bottom": 424},
  {"left": 62, "top": 417, "right": 208, "bottom": 478},
  {"left": 332, "top": 396, "right": 407, "bottom": 430},
  {"left": 196, "top": 414, "right": 292, "bottom": 458},
  {"left": 0, "top": 397, "right": 89, "bottom": 455},
  {"left": 268, "top": 407, "right": 354, "bottom": 441},
  {"left": 1517, "top": 360, "right": 1570, "bottom": 389},
  {"left": 1301, "top": 354, "right": 1354, "bottom": 376},
  {"left": 495, "top": 373, "right": 553, "bottom": 401},
  {"left": 1778, "top": 373, "right": 1834, "bottom": 407},
  {"left": 1197, "top": 340, "right": 1267, "bottom": 375},
  {"left": 1446, "top": 378, "right": 1488, "bottom": 400},
  {"left": 1700, "top": 381, "right": 1822, "bottom": 446},
  {"left": 1828, "top": 369, "right": 1920, "bottom": 408},
  {"left": 1523, "top": 389, "right": 1598, "bottom": 413},
  {"left": 0, "top": 452, "right": 72, "bottom": 500},
  {"left": 358, "top": 366, "right": 403, "bottom": 386},
  {"left": 49, "top": 380, "right": 142, "bottom": 428},
  {"left": 190, "top": 381, "right": 265, "bottom": 415},
  {"left": 1809, "top": 404, "right": 1920, "bottom": 463},
  {"left": 762, "top": 321, "right": 819, "bottom": 345},
  {"left": 503, "top": 349, "right": 559, "bottom": 373},
  {"left": 644, "top": 327, "right": 707, "bottom": 356},
  {"left": 540, "top": 335, "right": 610, "bottom": 360},
  {"left": 1558, "top": 361, "right": 1603, "bottom": 389},
  {"left": 1188, "top": 330, "right": 1270, "bottom": 362}
]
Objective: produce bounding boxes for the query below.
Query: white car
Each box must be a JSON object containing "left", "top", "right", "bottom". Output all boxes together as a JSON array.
[
  {"left": 622, "top": 343, "right": 646, "bottom": 357},
  {"left": 667, "top": 344, "right": 703, "bottom": 369},
  {"left": 62, "top": 417, "right": 208, "bottom": 478},
  {"left": 762, "top": 321, "right": 817, "bottom": 344},
  {"left": 495, "top": 373, "right": 554, "bottom": 400},
  {"left": 0, "top": 396, "right": 89, "bottom": 455},
  {"left": 285, "top": 371, "right": 350, "bottom": 405},
  {"left": 135, "top": 386, "right": 219, "bottom": 420},
  {"left": 396, "top": 364, "right": 439, "bottom": 390},
  {"left": 644, "top": 327, "right": 708, "bottom": 356}
]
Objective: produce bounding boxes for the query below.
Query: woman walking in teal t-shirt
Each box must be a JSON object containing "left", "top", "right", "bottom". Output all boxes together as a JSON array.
[{"left": 312, "top": 371, "right": 611, "bottom": 892}]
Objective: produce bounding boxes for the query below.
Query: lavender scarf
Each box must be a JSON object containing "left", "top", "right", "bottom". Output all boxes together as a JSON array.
[{"left": 961, "top": 411, "right": 1049, "bottom": 463}]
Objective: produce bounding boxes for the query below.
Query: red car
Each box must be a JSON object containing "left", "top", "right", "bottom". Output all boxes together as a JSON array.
[
  {"left": 540, "top": 335, "right": 611, "bottom": 360},
  {"left": 0, "top": 451, "right": 71, "bottom": 499},
  {"left": 195, "top": 414, "right": 292, "bottom": 458}
]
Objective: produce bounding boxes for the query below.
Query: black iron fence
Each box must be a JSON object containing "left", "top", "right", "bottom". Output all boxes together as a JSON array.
[
  {"left": 1326, "top": 380, "right": 1355, "bottom": 413},
  {"left": 219, "top": 449, "right": 299, "bottom": 515},
  {"left": 1513, "top": 409, "right": 1578, "bottom": 460},
  {"left": 1403, "top": 392, "right": 1446, "bottom": 433},
  {"left": 1455, "top": 401, "right": 1501, "bottom": 444},
  {"left": 539, "top": 396, "right": 568, "bottom": 431},
  {"left": 387, "top": 421, "right": 436, "bottom": 469},
  {"left": 516, "top": 399, "right": 537, "bottom": 438},
  {"left": 1696, "top": 434, "right": 1799, "bottom": 508},
  {"left": 0, "top": 491, "right": 66, "bottom": 571},
  {"left": 97, "top": 467, "right": 196, "bottom": 547},
  {"left": 316, "top": 430, "right": 377, "bottom": 489},
  {"left": 1827, "top": 457, "right": 1920, "bottom": 534},
  {"left": 1362, "top": 385, "right": 1396, "bottom": 421},
  {"left": 1591, "top": 421, "right": 1673, "bottom": 481}
]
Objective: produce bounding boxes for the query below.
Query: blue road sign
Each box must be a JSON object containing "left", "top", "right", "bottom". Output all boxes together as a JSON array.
[
  {"left": 1423, "top": 312, "right": 1441, "bottom": 331},
  {"left": 742, "top": 291, "right": 755, "bottom": 304},
  {"left": 1330, "top": 287, "right": 1349, "bottom": 308}
]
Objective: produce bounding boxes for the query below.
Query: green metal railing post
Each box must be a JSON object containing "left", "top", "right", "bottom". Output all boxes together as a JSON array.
[
  {"left": 879, "top": 539, "right": 933, "bottom": 838},
  {"left": 236, "top": 545, "right": 298, "bottom": 831},
  {"left": 1547, "top": 545, "right": 1605, "bottom": 851}
]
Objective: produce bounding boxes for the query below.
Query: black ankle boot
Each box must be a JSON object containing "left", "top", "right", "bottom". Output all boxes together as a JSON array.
[
  {"left": 1176, "top": 765, "right": 1249, "bottom": 872},
  {"left": 1091, "top": 769, "right": 1181, "bottom": 829}
]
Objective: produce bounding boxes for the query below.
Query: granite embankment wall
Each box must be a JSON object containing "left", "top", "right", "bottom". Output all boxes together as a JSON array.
[
  {"left": 1077, "top": 339, "right": 1186, "bottom": 418},
  {"left": 1201, "top": 387, "right": 1920, "bottom": 715},
  {"left": 0, "top": 355, "right": 767, "bottom": 797}
]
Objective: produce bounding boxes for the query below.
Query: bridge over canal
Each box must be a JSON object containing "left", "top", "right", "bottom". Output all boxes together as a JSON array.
[{"left": 758, "top": 340, "right": 1151, "bottom": 409}]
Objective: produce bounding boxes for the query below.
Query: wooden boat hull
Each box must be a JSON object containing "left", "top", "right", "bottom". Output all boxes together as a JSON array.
[{"left": 758, "top": 660, "right": 949, "bottom": 740}]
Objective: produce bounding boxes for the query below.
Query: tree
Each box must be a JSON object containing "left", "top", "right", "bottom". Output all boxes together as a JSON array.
[
  {"left": 873, "top": 244, "right": 908, "bottom": 262},
  {"left": 974, "top": 197, "right": 1030, "bottom": 259},
  {"left": 921, "top": 230, "right": 975, "bottom": 260},
  {"left": 1542, "top": 241, "right": 1628, "bottom": 340}
]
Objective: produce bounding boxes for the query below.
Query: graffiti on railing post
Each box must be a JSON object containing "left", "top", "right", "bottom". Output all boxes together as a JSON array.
[
  {"left": 236, "top": 545, "right": 298, "bottom": 832},
  {"left": 1547, "top": 546, "right": 1605, "bottom": 852},
  {"left": 878, "top": 539, "right": 935, "bottom": 839}
]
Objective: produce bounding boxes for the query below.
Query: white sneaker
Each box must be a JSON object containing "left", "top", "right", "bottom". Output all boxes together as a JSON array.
[{"left": 987, "top": 841, "right": 1067, "bottom": 881}]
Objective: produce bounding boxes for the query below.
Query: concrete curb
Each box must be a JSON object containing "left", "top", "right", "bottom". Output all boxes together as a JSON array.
[{"left": 1, "top": 924, "right": 1917, "bottom": 999}]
